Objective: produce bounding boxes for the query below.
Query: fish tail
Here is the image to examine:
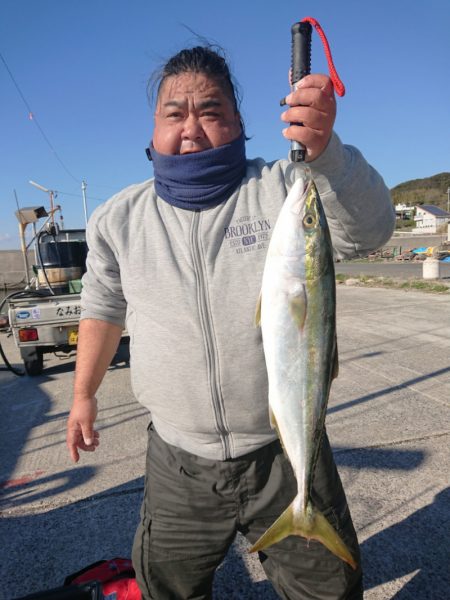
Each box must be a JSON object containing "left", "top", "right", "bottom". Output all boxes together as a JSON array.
[{"left": 249, "top": 497, "right": 357, "bottom": 570}]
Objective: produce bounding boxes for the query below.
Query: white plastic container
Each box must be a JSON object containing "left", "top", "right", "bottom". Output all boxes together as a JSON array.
[{"left": 422, "top": 257, "right": 440, "bottom": 280}]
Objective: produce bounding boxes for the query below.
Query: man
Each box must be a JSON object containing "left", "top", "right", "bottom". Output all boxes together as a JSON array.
[{"left": 67, "top": 46, "right": 395, "bottom": 599}]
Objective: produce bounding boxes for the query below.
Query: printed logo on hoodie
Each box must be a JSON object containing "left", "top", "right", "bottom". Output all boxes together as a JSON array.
[{"left": 224, "top": 215, "right": 272, "bottom": 255}]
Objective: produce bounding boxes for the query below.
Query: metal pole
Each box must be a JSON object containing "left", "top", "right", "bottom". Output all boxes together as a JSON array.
[
  {"left": 81, "top": 180, "right": 89, "bottom": 226},
  {"left": 13, "top": 190, "right": 30, "bottom": 287},
  {"left": 49, "top": 190, "right": 55, "bottom": 224},
  {"left": 18, "top": 223, "right": 31, "bottom": 288},
  {"left": 32, "top": 222, "right": 40, "bottom": 289},
  {"left": 447, "top": 188, "right": 450, "bottom": 243}
]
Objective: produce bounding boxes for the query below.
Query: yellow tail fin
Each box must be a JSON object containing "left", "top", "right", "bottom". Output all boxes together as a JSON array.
[{"left": 249, "top": 498, "right": 357, "bottom": 570}]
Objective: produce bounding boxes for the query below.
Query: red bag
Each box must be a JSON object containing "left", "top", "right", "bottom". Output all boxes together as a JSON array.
[{"left": 64, "top": 558, "right": 141, "bottom": 600}]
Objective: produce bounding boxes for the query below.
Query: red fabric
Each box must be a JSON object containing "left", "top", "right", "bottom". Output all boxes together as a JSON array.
[
  {"left": 301, "top": 16, "right": 346, "bottom": 97},
  {"left": 102, "top": 578, "right": 141, "bottom": 599},
  {"left": 67, "top": 558, "right": 141, "bottom": 599}
]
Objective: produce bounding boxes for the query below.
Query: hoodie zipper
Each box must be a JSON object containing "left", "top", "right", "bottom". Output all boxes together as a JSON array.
[{"left": 190, "top": 210, "right": 231, "bottom": 459}]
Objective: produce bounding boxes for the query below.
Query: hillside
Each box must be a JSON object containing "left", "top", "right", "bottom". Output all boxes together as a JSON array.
[{"left": 391, "top": 172, "right": 450, "bottom": 210}]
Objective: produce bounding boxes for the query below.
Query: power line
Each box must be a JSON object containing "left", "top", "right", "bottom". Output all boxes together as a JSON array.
[
  {"left": 57, "top": 189, "right": 106, "bottom": 202},
  {"left": 0, "top": 50, "right": 80, "bottom": 183}
]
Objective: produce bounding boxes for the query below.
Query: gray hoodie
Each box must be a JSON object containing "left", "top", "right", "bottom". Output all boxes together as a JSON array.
[{"left": 80, "top": 133, "right": 395, "bottom": 460}]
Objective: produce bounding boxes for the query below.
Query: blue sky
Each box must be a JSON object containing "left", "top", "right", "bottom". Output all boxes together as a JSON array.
[{"left": 1, "top": 0, "right": 449, "bottom": 249}]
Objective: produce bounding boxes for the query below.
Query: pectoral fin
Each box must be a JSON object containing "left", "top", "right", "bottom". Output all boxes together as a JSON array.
[
  {"left": 269, "top": 406, "right": 277, "bottom": 430},
  {"left": 255, "top": 292, "right": 262, "bottom": 327},
  {"left": 269, "top": 407, "right": 288, "bottom": 458},
  {"left": 289, "top": 285, "right": 307, "bottom": 330}
]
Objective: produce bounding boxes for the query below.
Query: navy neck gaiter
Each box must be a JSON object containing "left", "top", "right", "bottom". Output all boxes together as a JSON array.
[{"left": 148, "top": 132, "right": 247, "bottom": 211}]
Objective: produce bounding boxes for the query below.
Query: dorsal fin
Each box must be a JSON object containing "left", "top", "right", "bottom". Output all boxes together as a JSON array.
[{"left": 332, "top": 335, "right": 339, "bottom": 379}]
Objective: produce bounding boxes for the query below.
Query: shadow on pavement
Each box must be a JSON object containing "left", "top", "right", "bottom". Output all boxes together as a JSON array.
[
  {"left": 1, "top": 479, "right": 144, "bottom": 600},
  {"left": 339, "top": 324, "right": 447, "bottom": 363},
  {"left": 328, "top": 365, "right": 450, "bottom": 415},
  {"left": 0, "top": 371, "right": 101, "bottom": 509},
  {"left": 361, "top": 487, "right": 450, "bottom": 598},
  {"left": 0, "top": 466, "right": 96, "bottom": 508},
  {"left": 2, "top": 477, "right": 279, "bottom": 600},
  {"left": 334, "top": 444, "right": 447, "bottom": 597},
  {"left": 334, "top": 446, "right": 425, "bottom": 471},
  {"left": 38, "top": 343, "right": 129, "bottom": 377},
  {"left": 0, "top": 382, "right": 53, "bottom": 490}
]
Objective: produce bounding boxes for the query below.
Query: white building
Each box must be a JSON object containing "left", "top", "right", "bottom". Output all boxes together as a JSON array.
[
  {"left": 412, "top": 205, "right": 450, "bottom": 234},
  {"left": 394, "top": 203, "right": 414, "bottom": 220}
]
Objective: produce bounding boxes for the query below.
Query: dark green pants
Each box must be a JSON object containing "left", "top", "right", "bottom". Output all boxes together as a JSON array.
[{"left": 132, "top": 425, "right": 362, "bottom": 600}]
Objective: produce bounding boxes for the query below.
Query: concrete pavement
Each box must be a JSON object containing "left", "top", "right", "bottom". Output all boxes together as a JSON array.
[{"left": 0, "top": 286, "right": 449, "bottom": 599}]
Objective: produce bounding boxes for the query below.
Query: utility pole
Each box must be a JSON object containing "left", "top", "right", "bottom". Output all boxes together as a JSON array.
[{"left": 81, "top": 180, "right": 89, "bottom": 226}]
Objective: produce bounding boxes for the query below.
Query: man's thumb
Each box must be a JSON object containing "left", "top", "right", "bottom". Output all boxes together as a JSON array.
[{"left": 81, "top": 425, "right": 94, "bottom": 446}]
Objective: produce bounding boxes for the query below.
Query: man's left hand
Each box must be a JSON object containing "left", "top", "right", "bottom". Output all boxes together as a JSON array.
[{"left": 281, "top": 74, "right": 336, "bottom": 162}]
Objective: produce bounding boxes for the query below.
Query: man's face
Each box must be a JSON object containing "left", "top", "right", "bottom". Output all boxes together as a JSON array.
[{"left": 152, "top": 72, "right": 242, "bottom": 155}]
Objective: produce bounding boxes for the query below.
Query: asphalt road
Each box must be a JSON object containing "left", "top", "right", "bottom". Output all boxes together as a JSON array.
[
  {"left": 335, "top": 259, "right": 450, "bottom": 280},
  {"left": 1, "top": 286, "right": 449, "bottom": 599}
]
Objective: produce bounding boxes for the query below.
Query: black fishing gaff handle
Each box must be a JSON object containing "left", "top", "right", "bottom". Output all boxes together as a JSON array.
[{"left": 290, "top": 21, "right": 312, "bottom": 162}]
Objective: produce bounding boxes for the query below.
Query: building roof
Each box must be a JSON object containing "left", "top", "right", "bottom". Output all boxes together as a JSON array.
[{"left": 416, "top": 205, "right": 450, "bottom": 217}]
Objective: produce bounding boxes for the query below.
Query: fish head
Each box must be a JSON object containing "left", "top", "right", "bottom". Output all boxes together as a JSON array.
[
  {"left": 301, "top": 178, "right": 334, "bottom": 281},
  {"left": 268, "top": 177, "right": 309, "bottom": 263},
  {"left": 268, "top": 177, "right": 333, "bottom": 281}
]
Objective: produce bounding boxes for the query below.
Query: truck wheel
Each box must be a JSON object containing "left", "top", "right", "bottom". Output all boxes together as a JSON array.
[{"left": 20, "top": 347, "right": 44, "bottom": 376}]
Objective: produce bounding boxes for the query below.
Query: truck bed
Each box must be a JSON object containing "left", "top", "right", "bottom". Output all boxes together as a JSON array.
[{"left": 8, "top": 293, "right": 81, "bottom": 347}]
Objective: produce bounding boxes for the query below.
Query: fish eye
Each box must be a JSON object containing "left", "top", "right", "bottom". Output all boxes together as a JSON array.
[{"left": 303, "top": 213, "right": 315, "bottom": 228}]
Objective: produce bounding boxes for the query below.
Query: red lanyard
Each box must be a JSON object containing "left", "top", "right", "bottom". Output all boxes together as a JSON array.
[{"left": 301, "top": 16, "right": 346, "bottom": 97}]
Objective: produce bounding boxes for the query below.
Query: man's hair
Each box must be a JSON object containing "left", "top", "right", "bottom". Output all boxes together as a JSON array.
[{"left": 148, "top": 45, "right": 246, "bottom": 135}]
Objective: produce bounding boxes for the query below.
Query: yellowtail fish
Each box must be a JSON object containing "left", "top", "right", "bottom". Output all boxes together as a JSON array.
[{"left": 252, "top": 175, "right": 356, "bottom": 569}]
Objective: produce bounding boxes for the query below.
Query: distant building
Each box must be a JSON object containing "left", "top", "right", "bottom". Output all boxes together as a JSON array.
[
  {"left": 412, "top": 205, "right": 450, "bottom": 234},
  {"left": 394, "top": 203, "right": 415, "bottom": 220}
]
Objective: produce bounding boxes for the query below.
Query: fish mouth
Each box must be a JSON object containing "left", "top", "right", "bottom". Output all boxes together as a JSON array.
[{"left": 288, "top": 178, "right": 310, "bottom": 215}]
